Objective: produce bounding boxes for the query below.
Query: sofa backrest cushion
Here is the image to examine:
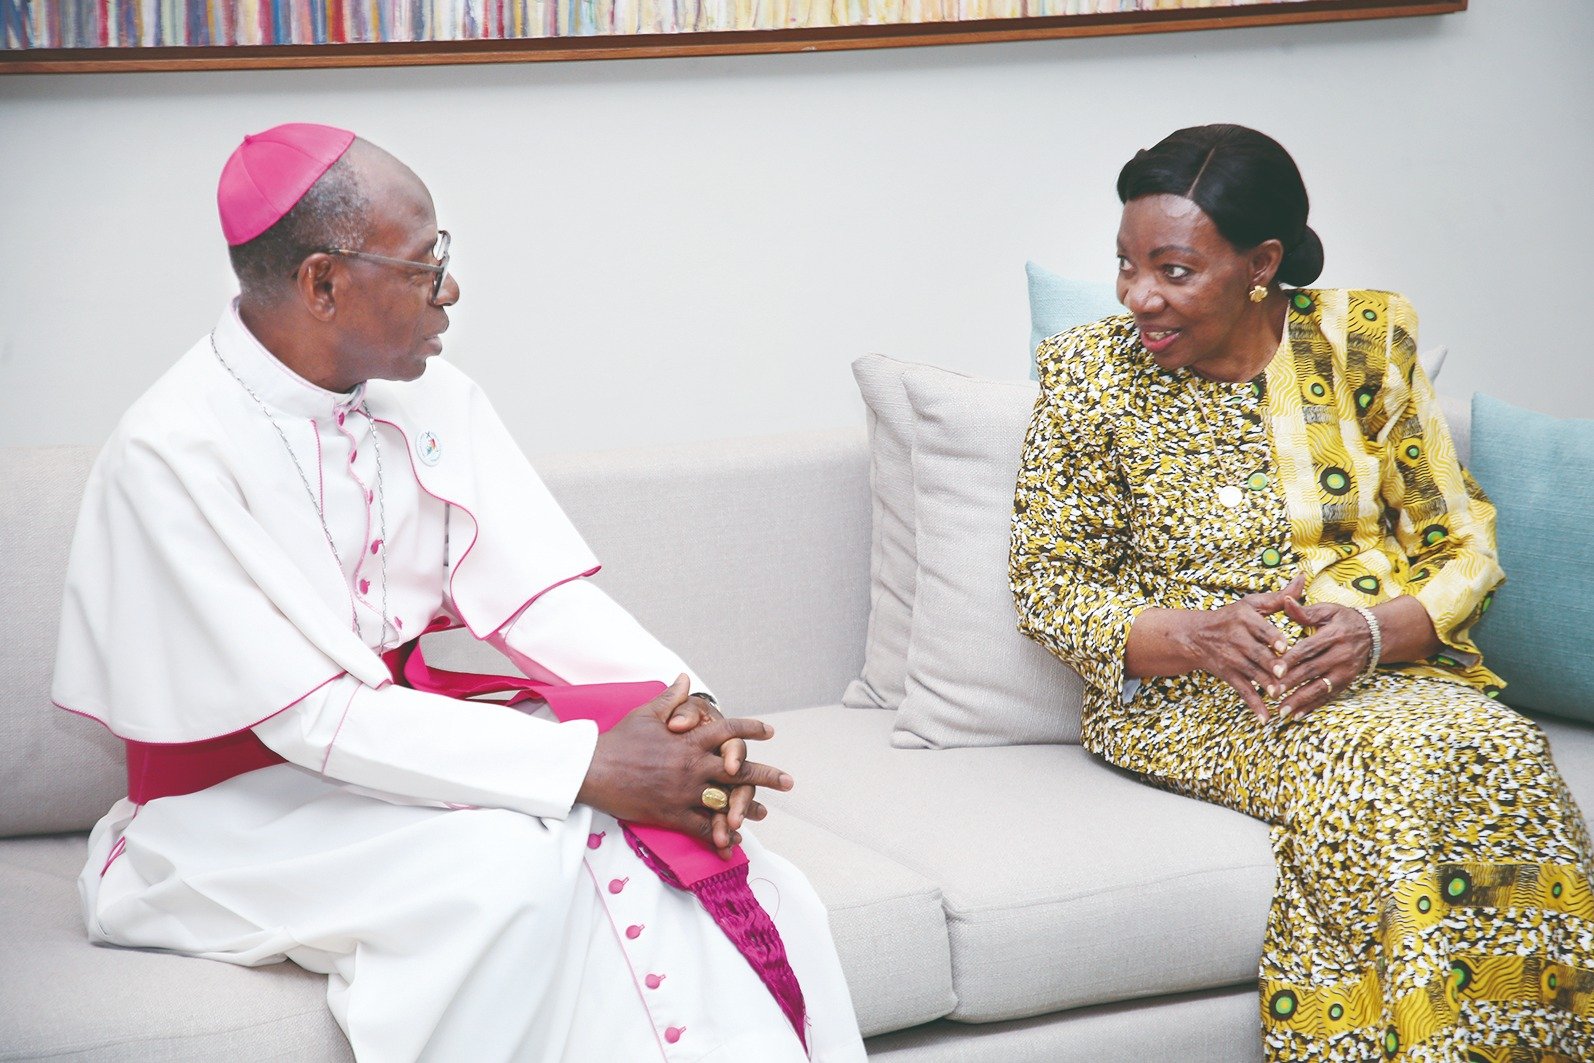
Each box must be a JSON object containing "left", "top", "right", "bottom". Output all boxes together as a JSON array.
[
  {"left": 2, "top": 445, "right": 127, "bottom": 837},
  {"left": 893, "top": 364, "right": 1085, "bottom": 748},
  {"left": 841, "top": 355, "right": 920, "bottom": 712},
  {"left": 1469, "top": 395, "right": 1594, "bottom": 721},
  {"left": 1, "top": 430, "right": 872, "bottom": 838},
  {"left": 1024, "top": 262, "right": 1121, "bottom": 377}
]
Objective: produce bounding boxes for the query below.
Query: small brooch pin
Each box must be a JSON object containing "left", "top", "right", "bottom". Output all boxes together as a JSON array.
[{"left": 417, "top": 431, "right": 442, "bottom": 466}]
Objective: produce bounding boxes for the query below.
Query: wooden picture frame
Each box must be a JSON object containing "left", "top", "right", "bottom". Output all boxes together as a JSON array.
[{"left": 1, "top": 0, "right": 1465, "bottom": 74}]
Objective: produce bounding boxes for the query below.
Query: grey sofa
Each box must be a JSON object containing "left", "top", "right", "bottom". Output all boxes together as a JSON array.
[{"left": 4, "top": 400, "right": 1591, "bottom": 1061}]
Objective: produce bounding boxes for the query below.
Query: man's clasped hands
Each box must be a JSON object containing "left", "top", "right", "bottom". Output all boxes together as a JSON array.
[{"left": 575, "top": 677, "right": 791, "bottom": 860}]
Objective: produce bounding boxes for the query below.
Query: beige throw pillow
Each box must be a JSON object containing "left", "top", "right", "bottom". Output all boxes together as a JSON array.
[
  {"left": 841, "top": 354, "right": 920, "bottom": 711},
  {"left": 891, "top": 364, "right": 1086, "bottom": 749}
]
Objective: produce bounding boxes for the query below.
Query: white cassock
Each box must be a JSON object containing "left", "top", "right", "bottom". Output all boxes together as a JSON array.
[{"left": 53, "top": 302, "right": 865, "bottom": 1063}]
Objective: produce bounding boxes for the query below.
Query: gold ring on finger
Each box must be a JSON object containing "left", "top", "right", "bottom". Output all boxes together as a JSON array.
[
  {"left": 700, "top": 786, "right": 730, "bottom": 812},
  {"left": 1318, "top": 676, "right": 1333, "bottom": 696}
]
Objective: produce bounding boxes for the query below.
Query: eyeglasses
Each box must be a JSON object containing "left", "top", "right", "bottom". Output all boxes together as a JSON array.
[{"left": 324, "top": 230, "right": 452, "bottom": 303}]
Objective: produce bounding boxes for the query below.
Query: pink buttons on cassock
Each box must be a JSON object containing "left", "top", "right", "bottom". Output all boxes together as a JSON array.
[
  {"left": 370, "top": 539, "right": 382, "bottom": 554},
  {"left": 587, "top": 831, "right": 605, "bottom": 850},
  {"left": 665, "top": 1026, "right": 685, "bottom": 1044},
  {"left": 645, "top": 973, "right": 666, "bottom": 989},
  {"left": 625, "top": 924, "right": 644, "bottom": 940},
  {"left": 358, "top": 579, "right": 370, "bottom": 595},
  {"left": 608, "top": 877, "right": 628, "bottom": 895}
]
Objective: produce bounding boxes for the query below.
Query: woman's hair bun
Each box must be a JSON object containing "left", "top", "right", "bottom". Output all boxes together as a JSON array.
[{"left": 1278, "top": 225, "right": 1324, "bottom": 287}]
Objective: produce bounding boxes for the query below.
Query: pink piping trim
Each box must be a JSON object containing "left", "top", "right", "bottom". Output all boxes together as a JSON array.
[
  {"left": 99, "top": 806, "right": 140, "bottom": 877},
  {"left": 584, "top": 858, "right": 672, "bottom": 1061},
  {"left": 320, "top": 680, "right": 363, "bottom": 775},
  {"left": 520, "top": 568, "right": 602, "bottom": 613},
  {"left": 373, "top": 415, "right": 603, "bottom": 639},
  {"left": 100, "top": 836, "right": 127, "bottom": 877},
  {"left": 53, "top": 669, "right": 348, "bottom": 743}
]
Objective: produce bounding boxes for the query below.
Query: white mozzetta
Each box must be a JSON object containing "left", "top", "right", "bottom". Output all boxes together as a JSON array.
[{"left": 51, "top": 303, "right": 599, "bottom": 743}]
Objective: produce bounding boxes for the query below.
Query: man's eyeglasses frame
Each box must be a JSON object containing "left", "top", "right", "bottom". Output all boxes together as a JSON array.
[{"left": 321, "top": 230, "right": 452, "bottom": 303}]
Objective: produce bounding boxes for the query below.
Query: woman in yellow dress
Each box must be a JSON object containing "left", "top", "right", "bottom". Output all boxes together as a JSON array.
[{"left": 1010, "top": 123, "right": 1594, "bottom": 1061}]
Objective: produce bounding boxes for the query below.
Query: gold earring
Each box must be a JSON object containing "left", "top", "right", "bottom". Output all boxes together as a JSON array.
[{"left": 1248, "top": 285, "right": 1269, "bottom": 303}]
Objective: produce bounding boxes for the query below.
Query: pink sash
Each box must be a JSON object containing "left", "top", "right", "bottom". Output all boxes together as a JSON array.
[
  {"left": 120, "top": 637, "right": 808, "bottom": 1049},
  {"left": 382, "top": 640, "right": 808, "bottom": 1050},
  {"left": 126, "top": 729, "right": 285, "bottom": 805}
]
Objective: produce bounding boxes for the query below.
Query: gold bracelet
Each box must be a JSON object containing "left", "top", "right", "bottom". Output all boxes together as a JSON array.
[{"left": 1352, "top": 605, "right": 1382, "bottom": 682}]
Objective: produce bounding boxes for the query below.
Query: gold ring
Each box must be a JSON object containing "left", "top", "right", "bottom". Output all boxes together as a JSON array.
[
  {"left": 700, "top": 786, "right": 729, "bottom": 812},
  {"left": 1318, "top": 676, "right": 1333, "bottom": 696}
]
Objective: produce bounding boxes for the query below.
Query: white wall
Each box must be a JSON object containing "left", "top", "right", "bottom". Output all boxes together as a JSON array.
[{"left": 2, "top": 0, "right": 1590, "bottom": 456}]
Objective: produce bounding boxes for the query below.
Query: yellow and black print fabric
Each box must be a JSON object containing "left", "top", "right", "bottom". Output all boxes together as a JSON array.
[
  {"left": 1010, "top": 290, "right": 1594, "bottom": 1060},
  {"left": 1263, "top": 289, "right": 1503, "bottom": 694}
]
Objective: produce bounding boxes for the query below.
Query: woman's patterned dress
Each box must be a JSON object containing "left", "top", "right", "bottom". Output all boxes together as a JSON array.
[{"left": 1010, "top": 289, "right": 1594, "bottom": 1061}]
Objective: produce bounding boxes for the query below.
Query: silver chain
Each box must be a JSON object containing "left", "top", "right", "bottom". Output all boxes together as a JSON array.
[{"left": 210, "top": 333, "right": 390, "bottom": 645}]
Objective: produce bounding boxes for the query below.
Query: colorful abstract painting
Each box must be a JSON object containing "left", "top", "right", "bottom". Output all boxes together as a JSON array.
[{"left": 4, "top": 0, "right": 1337, "bottom": 48}]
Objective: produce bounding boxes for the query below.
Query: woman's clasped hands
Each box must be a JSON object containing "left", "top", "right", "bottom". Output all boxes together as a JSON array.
[
  {"left": 1175, "top": 574, "right": 1374, "bottom": 726},
  {"left": 1269, "top": 596, "right": 1376, "bottom": 723}
]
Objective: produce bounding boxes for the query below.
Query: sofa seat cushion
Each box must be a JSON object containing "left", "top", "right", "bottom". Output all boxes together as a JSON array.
[
  {"left": 864, "top": 985, "right": 1263, "bottom": 1063},
  {"left": 762, "top": 705, "right": 1275, "bottom": 1024},
  {"left": 0, "top": 835, "right": 350, "bottom": 1062},
  {"left": 748, "top": 810, "right": 956, "bottom": 1037},
  {"left": 1, "top": 814, "right": 960, "bottom": 1053},
  {"left": 1530, "top": 714, "right": 1594, "bottom": 811}
]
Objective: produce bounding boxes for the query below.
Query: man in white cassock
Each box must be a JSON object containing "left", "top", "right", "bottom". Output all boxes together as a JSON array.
[{"left": 53, "top": 124, "right": 865, "bottom": 1063}]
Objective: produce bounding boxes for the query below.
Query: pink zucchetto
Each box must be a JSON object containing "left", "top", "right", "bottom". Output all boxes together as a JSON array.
[{"left": 217, "top": 123, "right": 357, "bottom": 246}]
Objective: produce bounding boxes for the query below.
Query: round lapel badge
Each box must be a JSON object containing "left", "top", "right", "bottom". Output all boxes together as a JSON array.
[{"left": 417, "top": 431, "right": 442, "bottom": 467}]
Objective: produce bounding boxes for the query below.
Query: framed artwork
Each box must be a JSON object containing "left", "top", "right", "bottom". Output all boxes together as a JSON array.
[{"left": 1, "top": 0, "right": 1466, "bottom": 73}]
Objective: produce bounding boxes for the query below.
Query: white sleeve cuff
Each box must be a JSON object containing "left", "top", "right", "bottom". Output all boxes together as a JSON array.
[{"left": 254, "top": 678, "right": 598, "bottom": 820}]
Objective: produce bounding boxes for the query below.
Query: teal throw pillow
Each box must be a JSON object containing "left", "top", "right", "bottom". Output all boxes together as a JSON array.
[
  {"left": 1469, "top": 393, "right": 1594, "bottom": 721},
  {"left": 1026, "top": 261, "right": 1121, "bottom": 379}
]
